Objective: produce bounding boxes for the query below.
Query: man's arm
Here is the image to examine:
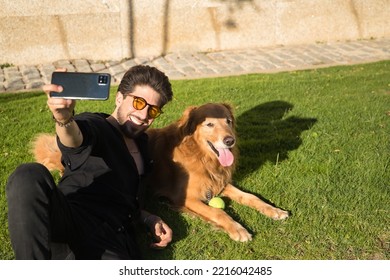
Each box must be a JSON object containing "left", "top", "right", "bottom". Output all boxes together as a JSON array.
[{"left": 43, "top": 83, "right": 83, "bottom": 148}]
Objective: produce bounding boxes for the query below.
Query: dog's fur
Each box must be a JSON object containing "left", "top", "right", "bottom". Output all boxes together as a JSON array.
[
  {"left": 32, "top": 133, "right": 64, "bottom": 175},
  {"left": 32, "top": 103, "right": 288, "bottom": 242},
  {"left": 145, "top": 103, "right": 288, "bottom": 241}
]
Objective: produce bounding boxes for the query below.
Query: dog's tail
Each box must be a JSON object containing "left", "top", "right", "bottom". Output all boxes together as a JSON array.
[{"left": 31, "top": 133, "right": 64, "bottom": 174}]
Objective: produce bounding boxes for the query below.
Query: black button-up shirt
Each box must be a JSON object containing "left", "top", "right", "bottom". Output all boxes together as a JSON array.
[{"left": 56, "top": 112, "right": 151, "bottom": 231}]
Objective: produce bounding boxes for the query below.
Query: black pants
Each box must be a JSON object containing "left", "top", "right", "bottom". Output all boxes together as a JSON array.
[{"left": 6, "top": 163, "right": 141, "bottom": 260}]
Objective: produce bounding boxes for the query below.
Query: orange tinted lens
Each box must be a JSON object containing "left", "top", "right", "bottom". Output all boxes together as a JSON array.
[
  {"left": 133, "top": 96, "right": 147, "bottom": 110},
  {"left": 148, "top": 106, "right": 162, "bottom": 118}
]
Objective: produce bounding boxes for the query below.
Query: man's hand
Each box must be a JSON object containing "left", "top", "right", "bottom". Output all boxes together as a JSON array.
[
  {"left": 42, "top": 69, "right": 82, "bottom": 148},
  {"left": 43, "top": 68, "right": 76, "bottom": 123},
  {"left": 142, "top": 212, "right": 173, "bottom": 249}
]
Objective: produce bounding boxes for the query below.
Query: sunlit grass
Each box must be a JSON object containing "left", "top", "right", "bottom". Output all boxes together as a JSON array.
[{"left": 0, "top": 61, "right": 389, "bottom": 259}]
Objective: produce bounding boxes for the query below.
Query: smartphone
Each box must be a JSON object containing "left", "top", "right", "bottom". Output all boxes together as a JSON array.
[{"left": 50, "top": 72, "right": 111, "bottom": 100}]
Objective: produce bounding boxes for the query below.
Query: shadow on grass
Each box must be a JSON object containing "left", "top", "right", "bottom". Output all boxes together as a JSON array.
[
  {"left": 137, "top": 197, "right": 189, "bottom": 260},
  {"left": 222, "top": 100, "right": 317, "bottom": 235},
  {"left": 235, "top": 100, "right": 317, "bottom": 179}
]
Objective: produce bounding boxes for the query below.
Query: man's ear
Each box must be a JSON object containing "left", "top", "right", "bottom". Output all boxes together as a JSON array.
[{"left": 115, "top": 92, "right": 124, "bottom": 107}]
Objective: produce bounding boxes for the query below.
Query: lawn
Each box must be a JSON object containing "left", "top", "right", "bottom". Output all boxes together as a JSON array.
[{"left": 0, "top": 61, "right": 389, "bottom": 260}]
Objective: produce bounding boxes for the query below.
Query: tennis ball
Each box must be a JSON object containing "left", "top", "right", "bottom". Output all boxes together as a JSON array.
[{"left": 208, "top": 197, "right": 225, "bottom": 209}]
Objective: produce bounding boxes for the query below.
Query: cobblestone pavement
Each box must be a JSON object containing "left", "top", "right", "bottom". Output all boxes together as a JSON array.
[{"left": 1, "top": 38, "right": 389, "bottom": 93}]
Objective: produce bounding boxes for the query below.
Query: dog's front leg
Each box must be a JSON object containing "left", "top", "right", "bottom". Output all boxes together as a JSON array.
[
  {"left": 221, "top": 184, "right": 289, "bottom": 220},
  {"left": 184, "top": 198, "right": 252, "bottom": 242}
]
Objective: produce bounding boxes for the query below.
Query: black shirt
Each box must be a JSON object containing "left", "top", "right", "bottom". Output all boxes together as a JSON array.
[{"left": 57, "top": 112, "right": 150, "bottom": 230}]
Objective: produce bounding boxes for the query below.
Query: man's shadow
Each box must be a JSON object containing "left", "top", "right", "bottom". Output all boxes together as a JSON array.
[{"left": 235, "top": 100, "right": 317, "bottom": 180}]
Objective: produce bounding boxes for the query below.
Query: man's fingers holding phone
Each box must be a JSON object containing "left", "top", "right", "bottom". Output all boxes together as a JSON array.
[
  {"left": 43, "top": 68, "right": 67, "bottom": 94},
  {"left": 43, "top": 84, "right": 63, "bottom": 96}
]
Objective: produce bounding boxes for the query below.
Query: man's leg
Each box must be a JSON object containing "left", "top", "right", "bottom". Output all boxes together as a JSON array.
[{"left": 6, "top": 163, "right": 69, "bottom": 259}]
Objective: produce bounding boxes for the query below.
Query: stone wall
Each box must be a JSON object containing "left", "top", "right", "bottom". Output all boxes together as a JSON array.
[{"left": 1, "top": 0, "right": 389, "bottom": 65}]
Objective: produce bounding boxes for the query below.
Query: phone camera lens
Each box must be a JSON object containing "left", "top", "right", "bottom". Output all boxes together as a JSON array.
[{"left": 98, "top": 75, "right": 108, "bottom": 85}]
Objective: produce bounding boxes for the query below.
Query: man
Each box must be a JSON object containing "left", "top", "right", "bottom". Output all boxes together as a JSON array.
[{"left": 6, "top": 65, "right": 173, "bottom": 259}]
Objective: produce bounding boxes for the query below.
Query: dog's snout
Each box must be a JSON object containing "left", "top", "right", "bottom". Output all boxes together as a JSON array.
[{"left": 223, "top": 136, "right": 235, "bottom": 147}]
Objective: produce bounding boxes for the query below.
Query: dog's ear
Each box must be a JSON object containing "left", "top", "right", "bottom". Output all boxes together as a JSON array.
[
  {"left": 177, "top": 106, "right": 198, "bottom": 135},
  {"left": 222, "top": 103, "right": 233, "bottom": 114},
  {"left": 222, "top": 103, "right": 235, "bottom": 127}
]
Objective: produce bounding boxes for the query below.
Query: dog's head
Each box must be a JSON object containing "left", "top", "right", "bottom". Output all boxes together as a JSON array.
[{"left": 178, "top": 103, "right": 237, "bottom": 167}]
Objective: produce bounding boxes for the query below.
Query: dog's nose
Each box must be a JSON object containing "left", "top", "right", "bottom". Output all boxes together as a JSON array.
[{"left": 223, "top": 136, "right": 235, "bottom": 147}]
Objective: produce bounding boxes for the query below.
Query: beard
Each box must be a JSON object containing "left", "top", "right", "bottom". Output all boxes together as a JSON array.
[{"left": 116, "top": 106, "right": 150, "bottom": 138}]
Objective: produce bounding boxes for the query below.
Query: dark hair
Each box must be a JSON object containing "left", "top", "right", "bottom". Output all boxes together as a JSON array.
[{"left": 118, "top": 65, "right": 173, "bottom": 105}]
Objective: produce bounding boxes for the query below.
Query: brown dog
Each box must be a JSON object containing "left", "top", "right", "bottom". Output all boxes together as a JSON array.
[
  {"left": 145, "top": 103, "right": 288, "bottom": 242},
  {"left": 32, "top": 103, "right": 289, "bottom": 242},
  {"left": 32, "top": 133, "right": 64, "bottom": 175}
]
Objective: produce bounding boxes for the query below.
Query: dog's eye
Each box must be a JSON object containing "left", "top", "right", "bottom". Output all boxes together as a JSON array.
[
  {"left": 226, "top": 118, "right": 233, "bottom": 125},
  {"left": 206, "top": 122, "right": 214, "bottom": 127}
]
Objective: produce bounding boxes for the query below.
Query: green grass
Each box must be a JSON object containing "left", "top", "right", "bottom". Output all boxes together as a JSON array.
[{"left": 0, "top": 61, "right": 389, "bottom": 260}]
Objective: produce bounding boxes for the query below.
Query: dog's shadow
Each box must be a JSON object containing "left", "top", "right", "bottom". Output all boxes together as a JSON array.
[
  {"left": 225, "top": 100, "right": 317, "bottom": 225},
  {"left": 235, "top": 100, "right": 317, "bottom": 178}
]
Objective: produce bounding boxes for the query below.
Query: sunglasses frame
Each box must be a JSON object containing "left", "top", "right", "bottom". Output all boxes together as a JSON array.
[{"left": 125, "top": 94, "right": 163, "bottom": 119}]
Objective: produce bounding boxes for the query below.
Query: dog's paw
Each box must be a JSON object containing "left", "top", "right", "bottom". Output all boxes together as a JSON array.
[
  {"left": 271, "top": 208, "right": 289, "bottom": 220},
  {"left": 228, "top": 222, "right": 252, "bottom": 242}
]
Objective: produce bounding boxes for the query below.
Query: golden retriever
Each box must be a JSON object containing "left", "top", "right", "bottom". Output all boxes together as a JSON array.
[
  {"left": 32, "top": 133, "right": 64, "bottom": 175},
  {"left": 32, "top": 103, "right": 289, "bottom": 242},
  {"left": 145, "top": 103, "right": 288, "bottom": 241}
]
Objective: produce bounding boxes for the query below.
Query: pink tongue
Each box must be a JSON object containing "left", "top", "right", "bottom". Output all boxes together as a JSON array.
[{"left": 217, "top": 148, "right": 234, "bottom": 167}]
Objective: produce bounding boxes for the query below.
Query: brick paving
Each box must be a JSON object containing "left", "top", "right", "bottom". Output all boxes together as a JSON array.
[{"left": 0, "top": 38, "right": 389, "bottom": 93}]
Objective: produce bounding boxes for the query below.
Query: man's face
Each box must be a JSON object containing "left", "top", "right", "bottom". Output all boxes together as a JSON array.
[{"left": 116, "top": 85, "right": 162, "bottom": 138}]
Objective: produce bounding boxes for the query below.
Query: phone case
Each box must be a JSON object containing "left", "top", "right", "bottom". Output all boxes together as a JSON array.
[{"left": 50, "top": 72, "right": 111, "bottom": 100}]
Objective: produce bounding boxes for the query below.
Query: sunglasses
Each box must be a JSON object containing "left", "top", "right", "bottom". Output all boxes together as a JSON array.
[{"left": 126, "top": 95, "right": 162, "bottom": 119}]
